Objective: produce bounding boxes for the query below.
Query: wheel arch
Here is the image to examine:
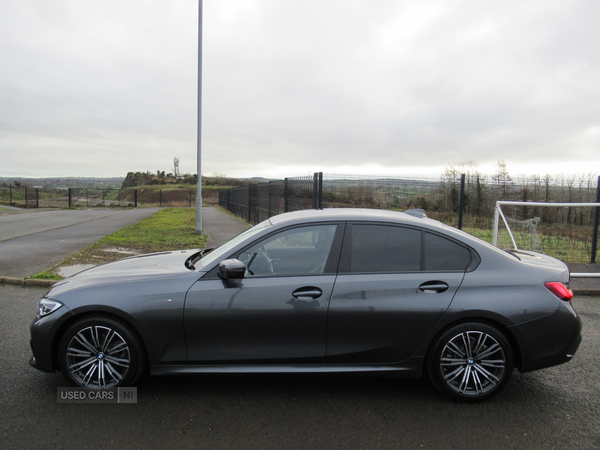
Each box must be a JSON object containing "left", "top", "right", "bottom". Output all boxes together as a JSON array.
[
  {"left": 51, "top": 307, "right": 149, "bottom": 373},
  {"left": 423, "top": 316, "right": 523, "bottom": 378}
]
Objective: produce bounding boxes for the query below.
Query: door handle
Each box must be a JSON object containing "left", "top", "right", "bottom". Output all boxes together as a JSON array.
[
  {"left": 292, "top": 287, "right": 323, "bottom": 300},
  {"left": 418, "top": 281, "right": 449, "bottom": 294}
]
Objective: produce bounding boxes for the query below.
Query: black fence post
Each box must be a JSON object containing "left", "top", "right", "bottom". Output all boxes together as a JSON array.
[
  {"left": 134, "top": 189, "right": 138, "bottom": 208},
  {"left": 189, "top": 190, "right": 192, "bottom": 208},
  {"left": 36, "top": 188, "right": 39, "bottom": 208},
  {"left": 458, "top": 174, "right": 466, "bottom": 230},
  {"left": 9, "top": 185, "right": 12, "bottom": 204},
  {"left": 284, "top": 178, "right": 289, "bottom": 213},
  {"left": 68, "top": 188, "right": 72, "bottom": 208},
  {"left": 318, "top": 172, "right": 323, "bottom": 209},
  {"left": 313, "top": 173, "right": 319, "bottom": 209},
  {"left": 591, "top": 175, "right": 600, "bottom": 263}
]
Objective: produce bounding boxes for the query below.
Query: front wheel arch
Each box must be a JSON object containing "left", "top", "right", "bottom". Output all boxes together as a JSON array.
[{"left": 56, "top": 313, "right": 147, "bottom": 388}]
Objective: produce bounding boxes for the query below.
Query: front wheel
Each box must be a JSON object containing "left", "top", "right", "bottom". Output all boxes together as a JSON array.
[
  {"left": 428, "top": 322, "right": 513, "bottom": 402},
  {"left": 58, "top": 315, "right": 146, "bottom": 389}
]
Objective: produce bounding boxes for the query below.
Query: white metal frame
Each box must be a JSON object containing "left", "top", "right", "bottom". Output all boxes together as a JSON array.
[{"left": 492, "top": 201, "right": 600, "bottom": 248}]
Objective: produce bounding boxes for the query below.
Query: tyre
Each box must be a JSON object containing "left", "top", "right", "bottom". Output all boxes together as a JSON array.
[
  {"left": 428, "top": 322, "right": 513, "bottom": 402},
  {"left": 58, "top": 315, "right": 146, "bottom": 389}
]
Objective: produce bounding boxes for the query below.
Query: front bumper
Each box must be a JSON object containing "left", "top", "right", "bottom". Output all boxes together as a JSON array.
[{"left": 29, "top": 304, "right": 75, "bottom": 373}]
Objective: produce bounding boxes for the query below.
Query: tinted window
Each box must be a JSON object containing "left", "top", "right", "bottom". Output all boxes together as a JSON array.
[
  {"left": 350, "top": 225, "right": 421, "bottom": 272},
  {"left": 238, "top": 225, "right": 337, "bottom": 276},
  {"left": 424, "top": 233, "right": 471, "bottom": 271}
]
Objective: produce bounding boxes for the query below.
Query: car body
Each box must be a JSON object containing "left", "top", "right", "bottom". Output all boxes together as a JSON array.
[{"left": 30, "top": 208, "right": 582, "bottom": 401}]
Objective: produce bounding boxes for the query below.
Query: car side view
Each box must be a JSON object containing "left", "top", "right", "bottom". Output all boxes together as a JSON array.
[{"left": 30, "top": 208, "right": 582, "bottom": 402}]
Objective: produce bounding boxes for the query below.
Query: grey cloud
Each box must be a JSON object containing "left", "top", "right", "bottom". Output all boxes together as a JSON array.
[{"left": 1, "top": 0, "right": 599, "bottom": 177}]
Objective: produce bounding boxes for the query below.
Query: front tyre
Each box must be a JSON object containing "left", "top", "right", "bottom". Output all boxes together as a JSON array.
[
  {"left": 58, "top": 315, "right": 145, "bottom": 389},
  {"left": 428, "top": 322, "right": 513, "bottom": 402}
]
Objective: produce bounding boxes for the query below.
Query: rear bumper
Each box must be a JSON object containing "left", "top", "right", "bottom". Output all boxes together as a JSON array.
[{"left": 510, "top": 304, "right": 582, "bottom": 373}]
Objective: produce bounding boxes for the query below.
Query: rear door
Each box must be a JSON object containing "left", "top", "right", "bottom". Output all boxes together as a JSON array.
[{"left": 327, "top": 223, "right": 470, "bottom": 363}]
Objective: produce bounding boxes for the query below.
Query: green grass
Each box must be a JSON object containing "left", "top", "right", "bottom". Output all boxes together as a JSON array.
[
  {"left": 95, "top": 208, "right": 206, "bottom": 252},
  {"left": 29, "top": 272, "right": 64, "bottom": 280}
]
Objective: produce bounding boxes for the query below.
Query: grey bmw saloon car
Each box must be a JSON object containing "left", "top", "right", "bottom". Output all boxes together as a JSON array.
[{"left": 30, "top": 208, "right": 582, "bottom": 402}]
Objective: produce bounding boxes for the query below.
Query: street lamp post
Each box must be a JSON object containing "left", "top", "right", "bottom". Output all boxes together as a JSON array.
[{"left": 195, "top": 0, "right": 203, "bottom": 234}]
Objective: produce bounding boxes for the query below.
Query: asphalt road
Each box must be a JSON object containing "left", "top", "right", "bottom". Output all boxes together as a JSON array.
[
  {"left": 0, "top": 208, "right": 160, "bottom": 277},
  {"left": 1, "top": 285, "right": 598, "bottom": 450}
]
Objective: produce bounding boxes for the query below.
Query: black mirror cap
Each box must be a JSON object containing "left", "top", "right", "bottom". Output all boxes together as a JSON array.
[{"left": 218, "top": 259, "right": 245, "bottom": 279}]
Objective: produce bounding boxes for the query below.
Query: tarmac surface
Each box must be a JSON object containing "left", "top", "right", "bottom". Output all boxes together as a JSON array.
[
  {"left": 2, "top": 284, "right": 598, "bottom": 449},
  {"left": 1, "top": 206, "right": 599, "bottom": 448},
  {"left": 0, "top": 208, "right": 160, "bottom": 277}
]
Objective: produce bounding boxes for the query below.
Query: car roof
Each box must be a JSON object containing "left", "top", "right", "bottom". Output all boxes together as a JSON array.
[{"left": 269, "top": 208, "right": 445, "bottom": 229}]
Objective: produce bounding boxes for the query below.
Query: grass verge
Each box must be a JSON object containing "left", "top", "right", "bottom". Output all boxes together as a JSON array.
[{"left": 29, "top": 208, "right": 207, "bottom": 280}]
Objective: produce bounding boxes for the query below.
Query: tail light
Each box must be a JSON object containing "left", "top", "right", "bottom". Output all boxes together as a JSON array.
[{"left": 544, "top": 282, "right": 574, "bottom": 301}]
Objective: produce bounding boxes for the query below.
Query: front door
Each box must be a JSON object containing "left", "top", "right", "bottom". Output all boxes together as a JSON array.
[{"left": 184, "top": 223, "right": 341, "bottom": 363}]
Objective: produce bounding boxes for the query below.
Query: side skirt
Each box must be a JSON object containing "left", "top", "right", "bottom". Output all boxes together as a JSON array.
[{"left": 150, "top": 358, "right": 424, "bottom": 378}]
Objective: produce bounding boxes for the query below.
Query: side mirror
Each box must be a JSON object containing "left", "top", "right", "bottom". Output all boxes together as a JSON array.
[{"left": 218, "top": 259, "right": 245, "bottom": 280}]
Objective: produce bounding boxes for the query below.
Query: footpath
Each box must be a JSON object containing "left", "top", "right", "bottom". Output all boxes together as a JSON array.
[{"left": 0, "top": 206, "right": 598, "bottom": 296}]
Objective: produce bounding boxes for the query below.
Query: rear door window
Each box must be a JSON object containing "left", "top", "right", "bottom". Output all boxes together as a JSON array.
[
  {"left": 350, "top": 224, "right": 421, "bottom": 272},
  {"left": 344, "top": 224, "right": 471, "bottom": 273}
]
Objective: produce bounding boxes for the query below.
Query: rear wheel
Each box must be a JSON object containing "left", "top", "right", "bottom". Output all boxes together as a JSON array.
[
  {"left": 58, "top": 315, "right": 145, "bottom": 389},
  {"left": 428, "top": 322, "right": 513, "bottom": 402}
]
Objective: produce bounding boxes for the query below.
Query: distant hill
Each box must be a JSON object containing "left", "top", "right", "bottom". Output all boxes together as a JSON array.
[{"left": 0, "top": 177, "right": 124, "bottom": 189}]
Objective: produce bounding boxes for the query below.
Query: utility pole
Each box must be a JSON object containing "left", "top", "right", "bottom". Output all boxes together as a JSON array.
[{"left": 195, "top": 0, "right": 203, "bottom": 234}]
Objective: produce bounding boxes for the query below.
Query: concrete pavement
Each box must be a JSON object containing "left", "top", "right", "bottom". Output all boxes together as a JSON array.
[{"left": 200, "top": 206, "right": 250, "bottom": 248}]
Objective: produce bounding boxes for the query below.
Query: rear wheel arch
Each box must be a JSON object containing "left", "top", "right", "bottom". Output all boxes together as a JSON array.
[
  {"left": 425, "top": 319, "right": 520, "bottom": 402},
  {"left": 425, "top": 316, "right": 522, "bottom": 373}
]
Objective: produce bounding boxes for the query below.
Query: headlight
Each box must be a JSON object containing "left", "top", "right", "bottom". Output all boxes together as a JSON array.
[{"left": 37, "top": 299, "right": 63, "bottom": 318}]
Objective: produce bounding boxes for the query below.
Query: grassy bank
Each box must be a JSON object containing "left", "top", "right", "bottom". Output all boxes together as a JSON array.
[{"left": 31, "top": 208, "right": 207, "bottom": 280}]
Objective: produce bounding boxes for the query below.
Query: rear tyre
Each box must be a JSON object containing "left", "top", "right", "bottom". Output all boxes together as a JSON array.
[
  {"left": 428, "top": 322, "right": 513, "bottom": 402},
  {"left": 58, "top": 315, "right": 145, "bottom": 389}
]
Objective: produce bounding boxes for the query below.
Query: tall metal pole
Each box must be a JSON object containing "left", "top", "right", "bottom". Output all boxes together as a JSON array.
[
  {"left": 457, "top": 173, "right": 466, "bottom": 230},
  {"left": 195, "top": 0, "right": 203, "bottom": 234},
  {"left": 591, "top": 175, "right": 600, "bottom": 263}
]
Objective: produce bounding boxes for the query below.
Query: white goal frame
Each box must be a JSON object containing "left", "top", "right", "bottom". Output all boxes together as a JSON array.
[
  {"left": 493, "top": 201, "right": 600, "bottom": 278},
  {"left": 492, "top": 200, "right": 600, "bottom": 249}
]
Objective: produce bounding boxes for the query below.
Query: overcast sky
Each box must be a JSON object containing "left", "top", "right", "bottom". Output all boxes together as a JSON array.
[{"left": 1, "top": 0, "right": 599, "bottom": 179}]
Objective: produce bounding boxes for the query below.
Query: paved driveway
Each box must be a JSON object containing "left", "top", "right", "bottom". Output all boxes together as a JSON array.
[{"left": 0, "top": 208, "right": 160, "bottom": 277}]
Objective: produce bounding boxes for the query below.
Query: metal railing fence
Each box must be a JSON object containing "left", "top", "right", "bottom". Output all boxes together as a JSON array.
[
  {"left": 218, "top": 173, "right": 600, "bottom": 264},
  {"left": 0, "top": 185, "right": 220, "bottom": 209}
]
